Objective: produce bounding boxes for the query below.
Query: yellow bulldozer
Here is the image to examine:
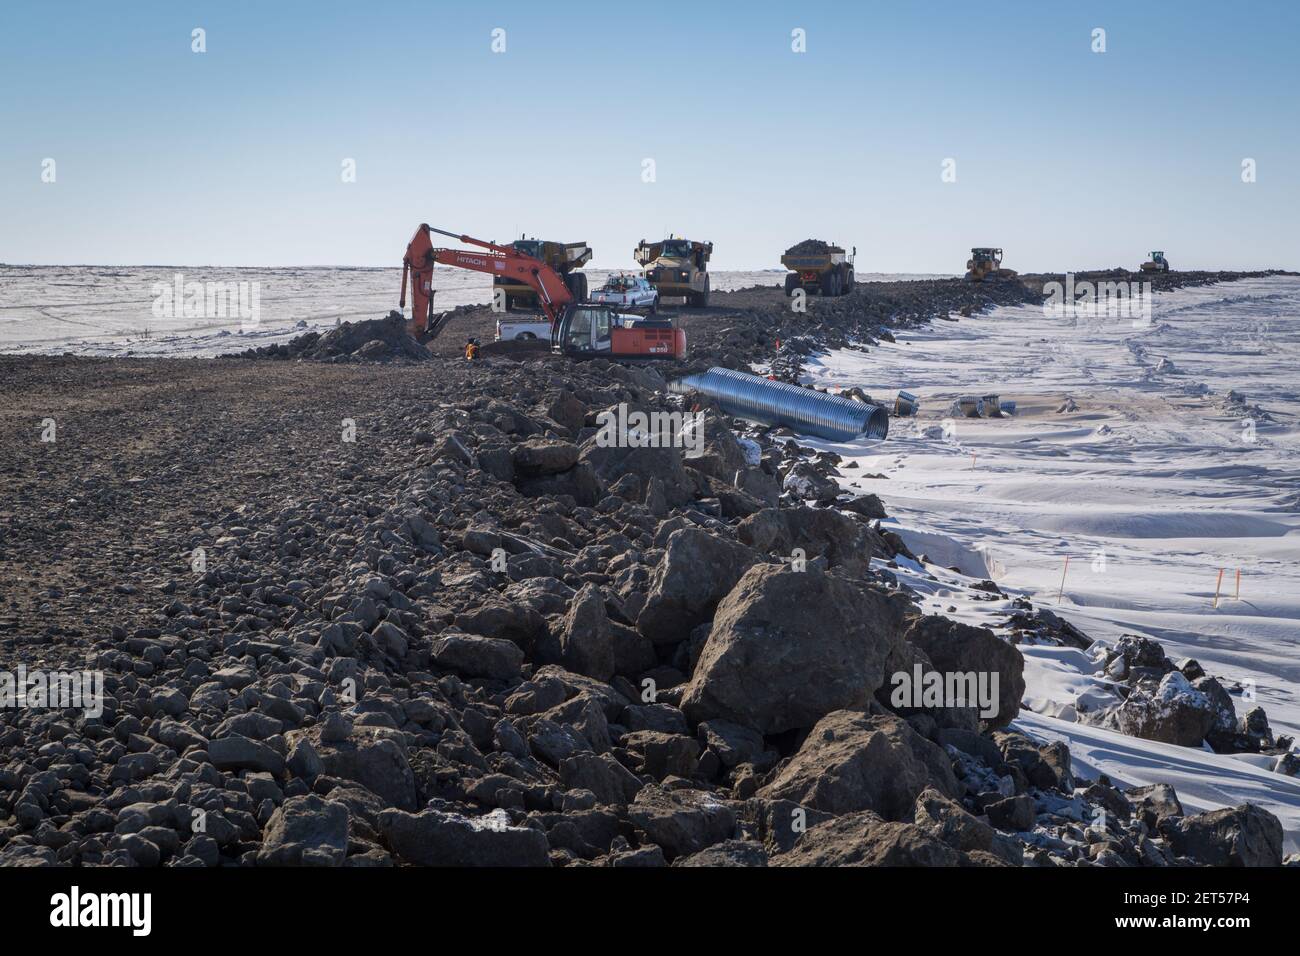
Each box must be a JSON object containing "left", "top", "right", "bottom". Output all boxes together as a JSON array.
[
  {"left": 1140, "top": 251, "right": 1170, "bottom": 273},
  {"left": 965, "top": 248, "right": 1017, "bottom": 282}
]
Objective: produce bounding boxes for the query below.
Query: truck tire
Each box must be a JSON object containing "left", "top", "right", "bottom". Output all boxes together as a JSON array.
[
  {"left": 567, "top": 273, "right": 588, "bottom": 301},
  {"left": 697, "top": 276, "right": 710, "bottom": 308},
  {"left": 784, "top": 273, "right": 799, "bottom": 297},
  {"left": 822, "top": 272, "right": 836, "bottom": 296},
  {"left": 842, "top": 267, "right": 854, "bottom": 295}
]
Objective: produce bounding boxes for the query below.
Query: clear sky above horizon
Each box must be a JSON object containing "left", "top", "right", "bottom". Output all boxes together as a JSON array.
[{"left": 2, "top": 0, "right": 1297, "bottom": 272}]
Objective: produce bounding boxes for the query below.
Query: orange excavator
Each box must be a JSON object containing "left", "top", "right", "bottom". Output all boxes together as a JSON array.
[{"left": 401, "top": 224, "right": 686, "bottom": 361}]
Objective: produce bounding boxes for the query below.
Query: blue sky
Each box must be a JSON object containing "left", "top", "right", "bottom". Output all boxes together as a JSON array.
[{"left": 2, "top": 0, "right": 1297, "bottom": 271}]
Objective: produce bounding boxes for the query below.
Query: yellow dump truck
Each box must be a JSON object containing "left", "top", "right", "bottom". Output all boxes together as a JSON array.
[
  {"left": 781, "top": 239, "right": 856, "bottom": 296},
  {"left": 495, "top": 237, "right": 592, "bottom": 310},
  {"left": 635, "top": 236, "right": 713, "bottom": 307}
]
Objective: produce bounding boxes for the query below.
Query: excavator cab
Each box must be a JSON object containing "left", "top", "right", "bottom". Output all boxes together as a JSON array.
[
  {"left": 552, "top": 304, "right": 685, "bottom": 361},
  {"left": 554, "top": 305, "right": 614, "bottom": 356}
]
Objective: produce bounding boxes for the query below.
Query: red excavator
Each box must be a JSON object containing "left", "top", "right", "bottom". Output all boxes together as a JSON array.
[{"left": 400, "top": 224, "right": 686, "bottom": 361}]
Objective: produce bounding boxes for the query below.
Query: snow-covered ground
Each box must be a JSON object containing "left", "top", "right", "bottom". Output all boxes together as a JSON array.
[
  {"left": 800, "top": 276, "right": 1300, "bottom": 850},
  {"left": 0, "top": 265, "right": 947, "bottom": 357}
]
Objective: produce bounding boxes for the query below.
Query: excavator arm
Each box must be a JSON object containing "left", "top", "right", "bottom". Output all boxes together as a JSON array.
[{"left": 400, "top": 224, "right": 574, "bottom": 338}]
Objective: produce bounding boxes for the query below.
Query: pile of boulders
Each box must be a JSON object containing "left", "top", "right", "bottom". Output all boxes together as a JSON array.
[
  {"left": 2, "top": 306, "right": 1292, "bottom": 868},
  {"left": 2, "top": 356, "right": 1289, "bottom": 868},
  {"left": 999, "top": 601, "right": 1094, "bottom": 649},
  {"left": 1080, "top": 634, "right": 1295, "bottom": 771},
  {"left": 784, "top": 239, "right": 837, "bottom": 255},
  {"left": 679, "top": 277, "right": 1040, "bottom": 373},
  {"left": 232, "top": 311, "right": 430, "bottom": 362}
]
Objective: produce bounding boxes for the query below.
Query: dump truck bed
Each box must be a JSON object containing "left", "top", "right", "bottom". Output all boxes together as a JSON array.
[
  {"left": 780, "top": 239, "right": 847, "bottom": 273},
  {"left": 780, "top": 251, "right": 847, "bottom": 271}
]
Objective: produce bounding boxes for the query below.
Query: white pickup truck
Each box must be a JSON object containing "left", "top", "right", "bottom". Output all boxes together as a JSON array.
[
  {"left": 591, "top": 274, "right": 659, "bottom": 312},
  {"left": 494, "top": 317, "right": 552, "bottom": 342},
  {"left": 496, "top": 308, "right": 652, "bottom": 343}
]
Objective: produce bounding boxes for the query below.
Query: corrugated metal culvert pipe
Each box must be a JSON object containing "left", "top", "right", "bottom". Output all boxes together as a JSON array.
[{"left": 670, "top": 367, "right": 889, "bottom": 442}]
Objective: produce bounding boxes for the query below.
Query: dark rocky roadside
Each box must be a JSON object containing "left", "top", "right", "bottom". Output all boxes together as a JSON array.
[{"left": 1, "top": 275, "right": 1291, "bottom": 868}]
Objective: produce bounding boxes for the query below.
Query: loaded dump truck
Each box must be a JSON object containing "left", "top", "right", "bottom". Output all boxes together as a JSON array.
[
  {"left": 495, "top": 237, "right": 592, "bottom": 310},
  {"left": 1140, "top": 251, "right": 1170, "bottom": 273},
  {"left": 635, "top": 236, "right": 713, "bottom": 307},
  {"left": 965, "top": 247, "right": 1018, "bottom": 282},
  {"left": 781, "top": 239, "right": 856, "bottom": 296}
]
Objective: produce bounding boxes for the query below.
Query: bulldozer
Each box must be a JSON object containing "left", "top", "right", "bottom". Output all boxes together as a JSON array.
[
  {"left": 965, "top": 248, "right": 1017, "bottom": 282},
  {"left": 635, "top": 236, "right": 713, "bottom": 307},
  {"left": 1140, "top": 251, "right": 1170, "bottom": 273},
  {"left": 495, "top": 237, "right": 592, "bottom": 309}
]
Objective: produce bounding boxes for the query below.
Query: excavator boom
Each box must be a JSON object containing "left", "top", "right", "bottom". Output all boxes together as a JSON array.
[{"left": 401, "top": 223, "right": 573, "bottom": 338}]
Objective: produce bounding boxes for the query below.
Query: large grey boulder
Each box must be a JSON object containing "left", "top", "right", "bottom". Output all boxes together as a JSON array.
[
  {"left": 207, "top": 734, "right": 285, "bottom": 775},
  {"left": 758, "top": 711, "right": 958, "bottom": 819},
  {"left": 580, "top": 436, "right": 695, "bottom": 508},
  {"left": 512, "top": 439, "right": 579, "bottom": 476},
  {"left": 514, "top": 462, "right": 603, "bottom": 507},
  {"left": 430, "top": 632, "right": 524, "bottom": 681},
  {"left": 681, "top": 410, "right": 749, "bottom": 483},
  {"left": 737, "top": 506, "right": 878, "bottom": 576},
  {"left": 287, "top": 726, "right": 417, "bottom": 811},
  {"left": 635, "top": 528, "right": 760, "bottom": 645},
  {"left": 379, "top": 808, "right": 551, "bottom": 866},
  {"left": 559, "top": 752, "right": 644, "bottom": 806},
  {"left": 902, "top": 615, "right": 1025, "bottom": 730},
  {"left": 1126, "top": 783, "right": 1184, "bottom": 830},
  {"left": 628, "top": 785, "right": 737, "bottom": 861},
  {"left": 877, "top": 639, "right": 980, "bottom": 733},
  {"left": 681, "top": 565, "right": 907, "bottom": 734},
  {"left": 773, "top": 811, "right": 960, "bottom": 866},
  {"left": 1161, "top": 804, "right": 1284, "bottom": 867},
  {"left": 559, "top": 584, "right": 615, "bottom": 681},
  {"left": 672, "top": 839, "right": 768, "bottom": 867},
  {"left": 454, "top": 600, "right": 546, "bottom": 650},
  {"left": 256, "top": 795, "right": 350, "bottom": 866},
  {"left": 912, "top": 788, "right": 1022, "bottom": 865},
  {"left": 1112, "top": 672, "right": 1215, "bottom": 747}
]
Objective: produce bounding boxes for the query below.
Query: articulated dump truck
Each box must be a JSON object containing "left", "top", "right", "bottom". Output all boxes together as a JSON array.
[
  {"left": 495, "top": 237, "right": 592, "bottom": 310},
  {"left": 781, "top": 239, "right": 856, "bottom": 296},
  {"left": 635, "top": 236, "right": 713, "bottom": 307}
]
